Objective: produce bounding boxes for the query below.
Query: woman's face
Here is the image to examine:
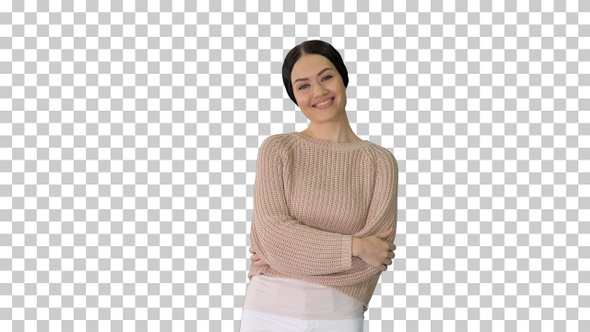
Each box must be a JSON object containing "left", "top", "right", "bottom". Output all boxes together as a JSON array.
[{"left": 290, "top": 54, "right": 347, "bottom": 124}]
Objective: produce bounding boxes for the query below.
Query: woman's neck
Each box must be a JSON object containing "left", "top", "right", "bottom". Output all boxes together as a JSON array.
[{"left": 300, "top": 122, "right": 362, "bottom": 143}]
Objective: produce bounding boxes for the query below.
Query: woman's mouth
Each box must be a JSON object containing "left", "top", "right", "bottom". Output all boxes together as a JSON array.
[{"left": 313, "top": 98, "right": 334, "bottom": 109}]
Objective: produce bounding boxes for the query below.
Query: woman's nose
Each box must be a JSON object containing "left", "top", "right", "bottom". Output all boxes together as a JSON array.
[{"left": 313, "top": 84, "right": 328, "bottom": 97}]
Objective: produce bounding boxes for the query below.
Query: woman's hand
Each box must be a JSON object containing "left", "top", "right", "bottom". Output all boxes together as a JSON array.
[
  {"left": 249, "top": 246, "right": 269, "bottom": 267},
  {"left": 352, "top": 228, "right": 396, "bottom": 271}
]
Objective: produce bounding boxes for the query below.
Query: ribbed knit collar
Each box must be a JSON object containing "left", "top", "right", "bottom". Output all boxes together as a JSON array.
[{"left": 290, "top": 132, "right": 371, "bottom": 152}]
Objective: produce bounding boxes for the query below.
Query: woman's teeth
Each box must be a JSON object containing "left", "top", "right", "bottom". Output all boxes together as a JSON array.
[{"left": 314, "top": 98, "right": 333, "bottom": 107}]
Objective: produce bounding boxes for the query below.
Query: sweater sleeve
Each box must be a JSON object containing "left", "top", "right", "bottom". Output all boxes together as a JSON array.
[
  {"left": 296, "top": 146, "right": 399, "bottom": 286},
  {"left": 250, "top": 136, "right": 353, "bottom": 276},
  {"left": 352, "top": 147, "right": 398, "bottom": 240}
]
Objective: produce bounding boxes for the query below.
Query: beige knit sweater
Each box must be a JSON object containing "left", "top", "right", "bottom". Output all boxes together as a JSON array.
[{"left": 248, "top": 131, "right": 398, "bottom": 310}]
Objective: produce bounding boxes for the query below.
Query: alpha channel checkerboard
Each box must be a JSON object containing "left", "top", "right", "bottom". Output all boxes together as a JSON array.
[{"left": 1, "top": 0, "right": 589, "bottom": 331}]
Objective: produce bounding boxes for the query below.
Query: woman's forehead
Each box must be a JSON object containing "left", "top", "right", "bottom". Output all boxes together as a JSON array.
[{"left": 291, "top": 54, "right": 335, "bottom": 78}]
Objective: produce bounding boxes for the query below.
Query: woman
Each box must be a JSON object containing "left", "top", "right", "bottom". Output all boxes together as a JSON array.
[{"left": 241, "top": 40, "right": 399, "bottom": 331}]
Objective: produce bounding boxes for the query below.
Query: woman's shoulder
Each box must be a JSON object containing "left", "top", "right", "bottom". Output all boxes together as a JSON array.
[
  {"left": 257, "top": 133, "right": 299, "bottom": 160},
  {"left": 259, "top": 133, "right": 295, "bottom": 150},
  {"left": 364, "top": 141, "right": 398, "bottom": 171}
]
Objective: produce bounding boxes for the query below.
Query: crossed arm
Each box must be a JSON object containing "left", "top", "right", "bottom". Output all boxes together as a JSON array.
[
  {"left": 250, "top": 228, "right": 396, "bottom": 271},
  {"left": 248, "top": 137, "right": 399, "bottom": 279}
]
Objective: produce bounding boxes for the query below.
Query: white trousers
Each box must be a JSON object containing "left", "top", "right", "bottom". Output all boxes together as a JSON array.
[
  {"left": 243, "top": 275, "right": 365, "bottom": 320},
  {"left": 240, "top": 309, "right": 364, "bottom": 332}
]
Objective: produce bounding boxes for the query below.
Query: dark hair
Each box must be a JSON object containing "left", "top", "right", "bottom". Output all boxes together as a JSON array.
[{"left": 282, "top": 40, "right": 349, "bottom": 105}]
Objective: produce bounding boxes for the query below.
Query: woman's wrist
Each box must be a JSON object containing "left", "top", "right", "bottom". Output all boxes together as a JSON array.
[{"left": 352, "top": 237, "right": 363, "bottom": 257}]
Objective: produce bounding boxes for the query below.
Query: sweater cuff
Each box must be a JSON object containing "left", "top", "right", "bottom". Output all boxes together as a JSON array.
[{"left": 341, "top": 235, "right": 352, "bottom": 270}]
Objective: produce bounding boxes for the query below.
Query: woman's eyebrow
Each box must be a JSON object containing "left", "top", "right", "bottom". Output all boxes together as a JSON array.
[{"left": 293, "top": 68, "right": 333, "bottom": 84}]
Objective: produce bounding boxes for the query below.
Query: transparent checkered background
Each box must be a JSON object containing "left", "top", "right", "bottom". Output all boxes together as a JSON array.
[{"left": 1, "top": 0, "right": 589, "bottom": 331}]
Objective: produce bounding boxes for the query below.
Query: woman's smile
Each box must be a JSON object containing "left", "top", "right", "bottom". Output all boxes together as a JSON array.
[{"left": 313, "top": 97, "right": 335, "bottom": 109}]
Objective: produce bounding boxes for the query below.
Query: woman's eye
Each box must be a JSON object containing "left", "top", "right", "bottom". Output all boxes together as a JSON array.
[
  {"left": 298, "top": 84, "right": 310, "bottom": 90},
  {"left": 322, "top": 75, "right": 333, "bottom": 81}
]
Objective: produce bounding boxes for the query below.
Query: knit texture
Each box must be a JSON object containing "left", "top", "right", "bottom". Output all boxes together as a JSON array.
[{"left": 248, "top": 132, "right": 399, "bottom": 310}]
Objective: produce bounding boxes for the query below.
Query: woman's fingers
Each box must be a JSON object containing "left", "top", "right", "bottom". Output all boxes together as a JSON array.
[
  {"left": 249, "top": 246, "right": 269, "bottom": 267},
  {"left": 354, "top": 233, "right": 397, "bottom": 270},
  {"left": 253, "top": 257, "right": 269, "bottom": 267}
]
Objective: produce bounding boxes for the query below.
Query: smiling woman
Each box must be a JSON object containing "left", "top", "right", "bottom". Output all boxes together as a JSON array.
[
  {"left": 240, "top": 40, "right": 399, "bottom": 332},
  {"left": 282, "top": 40, "right": 349, "bottom": 105},
  {"left": 290, "top": 55, "right": 348, "bottom": 127}
]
